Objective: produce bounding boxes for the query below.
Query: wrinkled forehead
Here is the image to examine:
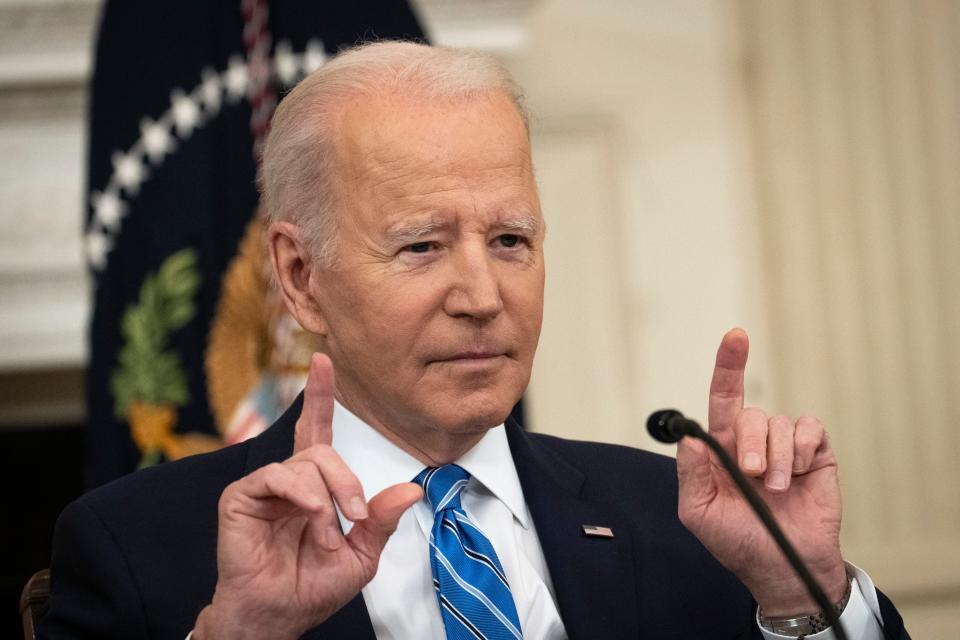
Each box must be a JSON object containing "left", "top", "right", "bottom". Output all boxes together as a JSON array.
[{"left": 328, "top": 89, "right": 534, "bottom": 189}]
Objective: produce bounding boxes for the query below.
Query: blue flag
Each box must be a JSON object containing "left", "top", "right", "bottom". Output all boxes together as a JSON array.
[{"left": 85, "top": 0, "right": 425, "bottom": 488}]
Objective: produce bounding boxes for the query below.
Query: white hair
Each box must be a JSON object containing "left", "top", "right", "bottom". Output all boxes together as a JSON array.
[{"left": 259, "top": 40, "right": 529, "bottom": 265}]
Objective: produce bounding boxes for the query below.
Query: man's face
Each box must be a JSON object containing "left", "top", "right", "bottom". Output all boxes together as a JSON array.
[{"left": 309, "top": 90, "right": 544, "bottom": 454}]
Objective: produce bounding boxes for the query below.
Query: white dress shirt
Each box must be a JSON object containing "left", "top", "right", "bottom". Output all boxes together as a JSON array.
[
  {"left": 189, "top": 402, "right": 889, "bottom": 639},
  {"left": 332, "top": 401, "right": 568, "bottom": 639}
]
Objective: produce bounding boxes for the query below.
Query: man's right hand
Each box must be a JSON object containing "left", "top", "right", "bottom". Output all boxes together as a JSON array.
[{"left": 193, "top": 353, "right": 423, "bottom": 640}]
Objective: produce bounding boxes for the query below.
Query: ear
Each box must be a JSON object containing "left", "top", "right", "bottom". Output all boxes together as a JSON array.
[{"left": 268, "top": 221, "right": 328, "bottom": 335}]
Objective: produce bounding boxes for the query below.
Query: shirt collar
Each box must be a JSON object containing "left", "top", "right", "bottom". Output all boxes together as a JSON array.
[
  {"left": 330, "top": 400, "right": 530, "bottom": 530},
  {"left": 455, "top": 420, "right": 530, "bottom": 529}
]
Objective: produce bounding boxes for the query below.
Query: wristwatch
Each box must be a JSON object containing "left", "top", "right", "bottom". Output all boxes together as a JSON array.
[{"left": 758, "top": 576, "right": 852, "bottom": 637}]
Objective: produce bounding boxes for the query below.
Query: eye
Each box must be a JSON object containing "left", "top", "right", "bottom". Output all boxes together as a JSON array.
[
  {"left": 496, "top": 234, "right": 522, "bottom": 248},
  {"left": 405, "top": 241, "right": 434, "bottom": 254}
]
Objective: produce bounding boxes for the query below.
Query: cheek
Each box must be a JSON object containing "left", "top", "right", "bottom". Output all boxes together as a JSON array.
[
  {"left": 338, "top": 280, "right": 443, "bottom": 356},
  {"left": 506, "top": 272, "right": 545, "bottom": 342}
]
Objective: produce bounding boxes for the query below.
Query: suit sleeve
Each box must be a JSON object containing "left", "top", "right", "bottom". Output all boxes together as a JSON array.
[
  {"left": 38, "top": 500, "right": 150, "bottom": 639},
  {"left": 876, "top": 590, "right": 909, "bottom": 640}
]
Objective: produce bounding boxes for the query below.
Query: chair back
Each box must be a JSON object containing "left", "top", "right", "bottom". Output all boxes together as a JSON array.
[{"left": 20, "top": 569, "right": 50, "bottom": 640}]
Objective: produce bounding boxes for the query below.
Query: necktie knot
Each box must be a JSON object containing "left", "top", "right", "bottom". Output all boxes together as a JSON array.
[{"left": 414, "top": 464, "right": 470, "bottom": 514}]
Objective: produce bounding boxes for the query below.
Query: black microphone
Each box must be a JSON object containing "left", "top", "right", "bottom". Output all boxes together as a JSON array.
[
  {"left": 646, "top": 409, "right": 703, "bottom": 443},
  {"left": 647, "top": 409, "right": 849, "bottom": 640}
]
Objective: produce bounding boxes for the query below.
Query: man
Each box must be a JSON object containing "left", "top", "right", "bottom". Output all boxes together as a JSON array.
[{"left": 41, "top": 42, "right": 908, "bottom": 639}]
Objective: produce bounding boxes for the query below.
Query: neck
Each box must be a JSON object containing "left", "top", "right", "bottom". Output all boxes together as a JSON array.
[
  {"left": 334, "top": 393, "right": 488, "bottom": 467},
  {"left": 368, "top": 418, "right": 486, "bottom": 467}
]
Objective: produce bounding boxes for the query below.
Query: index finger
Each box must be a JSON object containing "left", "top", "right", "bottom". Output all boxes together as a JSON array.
[
  {"left": 294, "top": 352, "right": 335, "bottom": 453},
  {"left": 708, "top": 328, "right": 749, "bottom": 434}
]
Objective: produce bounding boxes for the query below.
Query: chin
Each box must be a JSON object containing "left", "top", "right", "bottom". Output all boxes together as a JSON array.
[{"left": 429, "top": 388, "right": 519, "bottom": 433}]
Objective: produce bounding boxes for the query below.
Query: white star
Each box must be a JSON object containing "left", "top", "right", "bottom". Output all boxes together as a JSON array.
[
  {"left": 85, "top": 228, "right": 111, "bottom": 270},
  {"left": 274, "top": 40, "right": 298, "bottom": 86},
  {"left": 91, "top": 189, "right": 125, "bottom": 230},
  {"left": 303, "top": 39, "right": 327, "bottom": 75},
  {"left": 225, "top": 55, "right": 249, "bottom": 102},
  {"left": 171, "top": 89, "right": 200, "bottom": 137},
  {"left": 112, "top": 151, "right": 146, "bottom": 196},
  {"left": 200, "top": 67, "right": 223, "bottom": 115},
  {"left": 140, "top": 118, "right": 175, "bottom": 164}
]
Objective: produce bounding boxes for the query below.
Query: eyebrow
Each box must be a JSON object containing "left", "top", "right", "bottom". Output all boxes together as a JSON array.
[
  {"left": 383, "top": 213, "right": 543, "bottom": 246},
  {"left": 384, "top": 218, "right": 450, "bottom": 246},
  {"left": 496, "top": 215, "right": 542, "bottom": 235}
]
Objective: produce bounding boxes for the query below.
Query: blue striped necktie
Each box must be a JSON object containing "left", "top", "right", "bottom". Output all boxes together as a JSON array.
[{"left": 414, "top": 465, "right": 523, "bottom": 640}]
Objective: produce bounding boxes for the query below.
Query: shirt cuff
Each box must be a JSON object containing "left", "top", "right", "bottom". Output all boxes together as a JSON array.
[{"left": 757, "top": 562, "right": 885, "bottom": 640}]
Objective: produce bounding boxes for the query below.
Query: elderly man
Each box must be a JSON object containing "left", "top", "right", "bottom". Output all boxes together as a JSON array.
[{"left": 42, "top": 42, "right": 907, "bottom": 639}]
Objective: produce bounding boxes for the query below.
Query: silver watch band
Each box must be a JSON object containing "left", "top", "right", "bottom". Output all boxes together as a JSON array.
[{"left": 758, "top": 576, "right": 853, "bottom": 637}]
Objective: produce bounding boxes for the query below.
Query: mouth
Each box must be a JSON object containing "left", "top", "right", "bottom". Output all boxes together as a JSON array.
[
  {"left": 433, "top": 351, "right": 505, "bottom": 363},
  {"left": 428, "top": 350, "right": 511, "bottom": 370}
]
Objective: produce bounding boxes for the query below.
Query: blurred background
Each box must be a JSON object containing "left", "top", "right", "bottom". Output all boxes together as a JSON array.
[{"left": 1, "top": 0, "right": 957, "bottom": 636}]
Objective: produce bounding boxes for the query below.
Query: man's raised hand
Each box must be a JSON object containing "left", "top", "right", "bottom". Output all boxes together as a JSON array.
[
  {"left": 675, "top": 329, "right": 848, "bottom": 617},
  {"left": 194, "top": 353, "right": 422, "bottom": 640}
]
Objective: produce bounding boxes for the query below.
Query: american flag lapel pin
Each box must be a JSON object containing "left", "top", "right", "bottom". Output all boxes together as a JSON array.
[{"left": 582, "top": 524, "right": 615, "bottom": 538}]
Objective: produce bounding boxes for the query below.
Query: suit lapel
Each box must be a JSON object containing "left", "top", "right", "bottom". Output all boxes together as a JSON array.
[
  {"left": 243, "top": 393, "right": 377, "bottom": 640},
  {"left": 507, "top": 421, "right": 641, "bottom": 640}
]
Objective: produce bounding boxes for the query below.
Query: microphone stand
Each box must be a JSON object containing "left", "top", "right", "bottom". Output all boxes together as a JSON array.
[{"left": 648, "top": 411, "right": 849, "bottom": 640}]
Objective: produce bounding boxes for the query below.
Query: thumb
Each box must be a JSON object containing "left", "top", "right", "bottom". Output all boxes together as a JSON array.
[
  {"left": 347, "top": 482, "right": 423, "bottom": 560},
  {"left": 676, "top": 436, "right": 716, "bottom": 515}
]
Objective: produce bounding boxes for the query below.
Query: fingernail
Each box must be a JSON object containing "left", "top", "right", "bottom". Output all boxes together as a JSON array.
[
  {"left": 350, "top": 496, "right": 368, "bottom": 520},
  {"left": 793, "top": 456, "right": 804, "bottom": 472},
  {"left": 324, "top": 526, "right": 342, "bottom": 549},
  {"left": 767, "top": 471, "right": 788, "bottom": 491},
  {"left": 743, "top": 452, "right": 762, "bottom": 472}
]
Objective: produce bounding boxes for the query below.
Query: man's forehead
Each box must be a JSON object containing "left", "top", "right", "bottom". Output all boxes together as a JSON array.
[
  {"left": 327, "top": 89, "right": 538, "bottom": 227},
  {"left": 331, "top": 90, "right": 529, "bottom": 164}
]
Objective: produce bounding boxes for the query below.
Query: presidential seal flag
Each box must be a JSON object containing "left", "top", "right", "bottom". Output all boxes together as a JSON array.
[{"left": 85, "top": 0, "right": 425, "bottom": 489}]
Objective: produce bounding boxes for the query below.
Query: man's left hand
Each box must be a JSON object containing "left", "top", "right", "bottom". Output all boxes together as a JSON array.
[{"left": 675, "top": 328, "right": 848, "bottom": 616}]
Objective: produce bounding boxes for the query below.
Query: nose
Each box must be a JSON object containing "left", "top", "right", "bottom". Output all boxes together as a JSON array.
[{"left": 443, "top": 244, "right": 504, "bottom": 320}]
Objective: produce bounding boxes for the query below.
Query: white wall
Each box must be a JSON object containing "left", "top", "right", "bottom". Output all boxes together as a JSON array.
[{"left": 509, "top": 1, "right": 774, "bottom": 460}]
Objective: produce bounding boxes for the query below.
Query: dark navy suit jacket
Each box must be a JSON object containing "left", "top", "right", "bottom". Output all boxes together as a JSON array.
[{"left": 40, "top": 397, "right": 909, "bottom": 639}]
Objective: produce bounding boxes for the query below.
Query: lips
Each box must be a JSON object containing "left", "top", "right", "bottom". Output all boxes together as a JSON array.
[
  {"left": 428, "top": 348, "right": 510, "bottom": 364},
  {"left": 433, "top": 351, "right": 504, "bottom": 363}
]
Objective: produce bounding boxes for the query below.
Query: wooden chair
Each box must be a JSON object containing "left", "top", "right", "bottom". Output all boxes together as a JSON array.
[{"left": 19, "top": 569, "right": 50, "bottom": 640}]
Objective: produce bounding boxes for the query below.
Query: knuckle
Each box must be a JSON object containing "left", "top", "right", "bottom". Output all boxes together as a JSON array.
[
  {"left": 329, "top": 476, "right": 363, "bottom": 503},
  {"left": 312, "top": 501, "right": 329, "bottom": 518},
  {"left": 740, "top": 406, "right": 768, "bottom": 421},
  {"left": 769, "top": 448, "right": 793, "bottom": 465},
  {"left": 303, "top": 443, "right": 335, "bottom": 465},
  {"left": 289, "top": 444, "right": 334, "bottom": 470},
  {"left": 769, "top": 414, "right": 793, "bottom": 430},
  {"left": 287, "top": 459, "right": 318, "bottom": 479},
  {"left": 795, "top": 431, "right": 818, "bottom": 450},
  {"left": 312, "top": 442, "right": 334, "bottom": 455},
  {"left": 795, "top": 416, "right": 826, "bottom": 445},
  {"left": 311, "top": 443, "right": 340, "bottom": 465}
]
